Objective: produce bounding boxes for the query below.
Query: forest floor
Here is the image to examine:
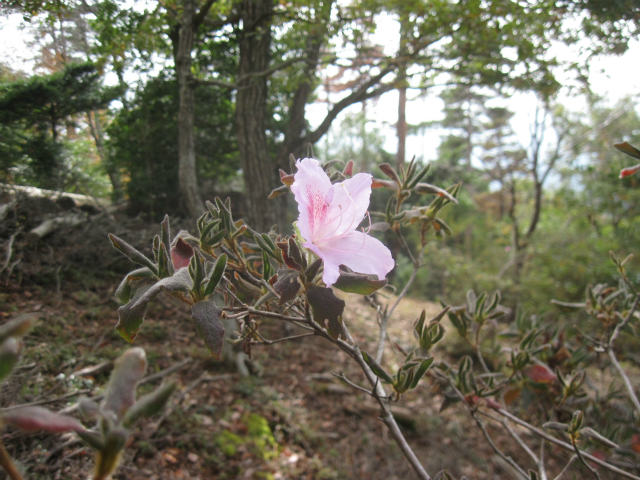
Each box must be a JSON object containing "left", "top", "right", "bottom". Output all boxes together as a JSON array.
[{"left": 0, "top": 193, "right": 621, "bottom": 480}]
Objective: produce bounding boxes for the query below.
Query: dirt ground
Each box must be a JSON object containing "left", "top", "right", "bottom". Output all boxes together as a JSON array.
[{"left": 0, "top": 197, "right": 627, "bottom": 479}]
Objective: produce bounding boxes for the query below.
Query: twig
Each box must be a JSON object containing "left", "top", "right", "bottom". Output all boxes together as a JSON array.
[
  {"left": 608, "top": 294, "right": 640, "bottom": 417},
  {"left": 332, "top": 371, "right": 376, "bottom": 397},
  {"left": 147, "top": 373, "right": 232, "bottom": 439},
  {"left": 552, "top": 455, "right": 577, "bottom": 480},
  {"left": 490, "top": 408, "right": 640, "bottom": 480},
  {"left": 473, "top": 413, "right": 528, "bottom": 479},
  {"left": 375, "top": 261, "right": 418, "bottom": 363},
  {"left": 252, "top": 331, "right": 316, "bottom": 345},
  {"left": 139, "top": 358, "right": 192, "bottom": 385},
  {"left": 539, "top": 440, "right": 548, "bottom": 480},
  {"left": 0, "top": 440, "right": 23, "bottom": 480},
  {"left": 571, "top": 436, "right": 600, "bottom": 480},
  {"left": 1, "top": 388, "right": 92, "bottom": 412},
  {"left": 340, "top": 324, "right": 432, "bottom": 480},
  {"left": 1, "top": 232, "right": 18, "bottom": 275},
  {"left": 502, "top": 419, "right": 538, "bottom": 465},
  {"left": 59, "top": 359, "right": 192, "bottom": 415}
]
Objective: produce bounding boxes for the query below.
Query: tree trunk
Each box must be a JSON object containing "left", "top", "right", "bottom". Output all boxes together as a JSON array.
[
  {"left": 236, "top": 0, "right": 276, "bottom": 232},
  {"left": 87, "top": 110, "right": 123, "bottom": 201},
  {"left": 396, "top": 15, "right": 409, "bottom": 170},
  {"left": 176, "top": 0, "right": 204, "bottom": 218}
]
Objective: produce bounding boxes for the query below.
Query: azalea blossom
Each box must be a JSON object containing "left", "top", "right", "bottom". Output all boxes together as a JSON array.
[
  {"left": 619, "top": 163, "right": 640, "bottom": 179},
  {"left": 291, "top": 158, "right": 394, "bottom": 286}
]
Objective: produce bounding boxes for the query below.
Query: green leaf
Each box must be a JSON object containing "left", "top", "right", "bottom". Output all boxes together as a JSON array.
[
  {"left": 116, "top": 268, "right": 193, "bottom": 342},
  {"left": 77, "top": 429, "right": 105, "bottom": 450},
  {"left": 614, "top": 142, "right": 640, "bottom": 160},
  {"left": 333, "top": 271, "right": 387, "bottom": 295},
  {"left": 407, "top": 163, "right": 431, "bottom": 189},
  {"left": 409, "top": 357, "right": 434, "bottom": 389},
  {"left": 361, "top": 351, "right": 394, "bottom": 384},
  {"left": 114, "top": 267, "right": 155, "bottom": 304},
  {"left": 0, "top": 338, "right": 20, "bottom": 382},
  {"left": 203, "top": 253, "right": 227, "bottom": 298},
  {"left": 191, "top": 301, "right": 225, "bottom": 359},
  {"left": 108, "top": 233, "right": 158, "bottom": 275},
  {"left": 414, "top": 182, "right": 459, "bottom": 203},
  {"left": 122, "top": 382, "right": 176, "bottom": 428},
  {"left": 94, "top": 427, "right": 128, "bottom": 479},
  {"left": 103, "top": 348, "right": 147, "bottom": 420}
]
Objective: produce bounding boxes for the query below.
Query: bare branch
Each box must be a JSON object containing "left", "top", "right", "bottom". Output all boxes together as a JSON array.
[
  {"left": 608, "top": 294, "right": 640, "bottom": 417},
  {"left": 305, "top": 66, "right": 396, "bottom": 145},
  {"left": 490, "top": 408, "right": 640, "bottom": 480}
]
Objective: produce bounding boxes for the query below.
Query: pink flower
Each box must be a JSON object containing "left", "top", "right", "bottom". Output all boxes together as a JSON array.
[
  {"left": 291, "top": 158, "right": 394, "bottom": 286},
  {"left": 620, "top": 164, "right": 640, "bottom": 179}
]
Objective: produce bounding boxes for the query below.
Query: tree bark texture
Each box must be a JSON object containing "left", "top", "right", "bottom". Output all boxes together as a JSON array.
[
  {"left": 176, "top": 0, "right": 204, "bottom": 218},
  {"left": 236, "top": 0, "right": 276, "bottom": 232}
]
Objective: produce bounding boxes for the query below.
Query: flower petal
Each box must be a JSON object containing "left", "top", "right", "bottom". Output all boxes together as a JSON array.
[
  {"left": 310, "top": 230, "right": 395, "bottom": 286},
  {"left": 326, "top": 173, "right": 372, "bottom": 236},
  {"left": 291, "top": 158, "right": 332, "bottom": 241}
]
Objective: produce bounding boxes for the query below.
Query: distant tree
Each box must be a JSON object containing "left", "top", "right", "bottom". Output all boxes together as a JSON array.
[
  {"left": 0, "top": 62, "right": 118, "bottom": 189},
  {"left": 106, "top": 74, "right": 237, "bottom": 219}
]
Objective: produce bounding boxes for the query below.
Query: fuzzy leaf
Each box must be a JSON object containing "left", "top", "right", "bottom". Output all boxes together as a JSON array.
[
  {"left": 307, "top": 286, "right": 345, "bottom": 338},
  {"left": 114, "top": 267, "right": 155, "bottom": 304},
  {"left": 108, "top": 233, "right": 158, "bottom": 275},
  {"left": 203, "top": 254, "right": 227, "bottom": 297},
  {"left": 379, "top": 163, "right": 401, "bottom": 184},
  {"left": 191, "top": 301, "right": 225, "bottom": 359},
  {"left": 361, "top": 351, "right": 394, "bottom": 384},
  {"left": 414, "top": 182, "right": 459, "bottom": 204},
  {"left": 525, "top": 365, "right": 556, "bottom": 384},
  {"left": 2, "top": 406, "right": 85, "bottom": 433},
  {"left": 615, "top": 142, "right": 640, "bottom": 160},
  {"left": 94, "top": 428, "right": 128, "bottom": 479},
  {"left": 116, "top": 268, "right": 192, "bottom": 342},
  {"left": 334, "top": 271, "right": 386, "bottom": 295},
  {"left": 0, "top": 338, "right": 20, "bottom": 382},
  {"left": 171, "top": 238, "right": 194, "bottom": 270},
  {"left": 273, "top": 269, "right": 300, "bottom": 305},
  {"left": 122, "top": 382, "right": 176, "bottom": 428},
  {"left": 103, "top": 348, "right": 147, "bottom": 420},
  {"left": 305, "top": 258, "right": 322, "bottom": 282},
  {"left": 0, "top": 314, "right": 35, "bottom": 342}
]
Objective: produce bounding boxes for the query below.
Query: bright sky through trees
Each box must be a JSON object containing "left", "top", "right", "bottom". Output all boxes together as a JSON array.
[{"left": 1, "top": 9, "right": 639, "bottom": 165}]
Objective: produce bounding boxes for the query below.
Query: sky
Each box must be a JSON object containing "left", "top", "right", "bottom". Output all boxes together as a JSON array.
[{"left": 1, "top": 10, "right": 639, "bottom": 165}]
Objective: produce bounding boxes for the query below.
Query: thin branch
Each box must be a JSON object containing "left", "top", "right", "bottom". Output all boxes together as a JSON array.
[
  {"left": 608, "top": 294, "right": 640, "bottom": 417},
  {"left": 192, "top": 0, "right": 217, "bottom": 29},
  {"left": 553, "top": 455, "right": 577, "bottom": 480},
  {"left": 0, "top": 440, "right": 23, "bottom": 480},
  {"left": 332, "top": 372, "right": 376, "bottom": 397},
  {"left": 570, "top": 436, "right": 600, "bottom": 480},
  {"left": 539, "top": 441, "right": 548, "bottom": 480},
  {"left": 375, "top": 261, "right": 418, "bottom": 363},
  {"left": 473, "top": 413, "right": 528, "bottom": 479},
  {"left": 502, "top": 419, "right": 538, "bottom": 465},
  {"left": 1, "top": 389, "right": 92, "bottom": 412},
  {"left": 608, "top": 349, "right": 640, "bottom": 417},
  {"left": 305, "top": 66, "right": 396, "bottom": 145},
  {"left": 490, "top": 408, "right": 640, "bottom": 480},
  {"left": 139, "top": 357, "right": 192, "bottom": 386},
  {"left": 252, "top": 331, "right": 315, "bottom": 345}
]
